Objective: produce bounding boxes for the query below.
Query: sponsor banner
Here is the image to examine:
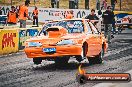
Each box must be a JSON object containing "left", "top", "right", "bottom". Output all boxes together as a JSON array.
[
  {"left": 19, "top": 27, "right": 41, "bottom": 50},
  {"left": 0, "top": 29, "right": 19, "bottom": 55},
  {"left": 76, "top": 65, "right": 131, "bottom": 84},
  {"left": 114, "top": 11, "right": 132, "bottom": 25},
  {"left": 37, "top": 8, "right": 91, "bottom": 22},
  {"left": 0, "top": 6, "right": 91, "bottom": 22},
  {"left": 0, "top": 6, "right": 10, "bottom": 15}
]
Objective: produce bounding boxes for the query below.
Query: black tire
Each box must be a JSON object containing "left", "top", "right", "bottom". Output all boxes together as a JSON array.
[
  {"left": 54, "top": 56, "right": 70, "bottom": 65},
  {"left": 88, "top": 46, "right": 104, "bottom": 65},
  {"left": 76, "top": 43, "right": 88, "bottom": 62},
  {"left": 33, "top": 58, "right": 42, "bottom": 65}
]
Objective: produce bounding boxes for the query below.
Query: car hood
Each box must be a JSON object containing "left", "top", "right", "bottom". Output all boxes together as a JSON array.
[{"left": 26, "top": 33, "right": 85, "bottom": 45}]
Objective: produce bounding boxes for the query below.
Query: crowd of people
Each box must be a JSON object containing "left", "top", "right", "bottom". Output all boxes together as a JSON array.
[
  {"left": 0, "top": 0, "right": 118, "bottom": 43},
  {"left": 50, "top": 0, "right": 117, "bottom": 10},
  {"left": 0, "top": 0, "right": 38, "bottom": 28},
  {"left": 84, "top": 6, "right": 115, "bottom": 43}
]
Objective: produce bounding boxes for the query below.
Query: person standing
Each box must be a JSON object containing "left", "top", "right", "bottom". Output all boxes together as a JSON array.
[
  {"left": 33, "top": 6, "right": 38, "bottom": 27},
  {"left": 0, "top": 7, "right": 2, "bottom": 15},
  {"left": 96, "top": 0, "right": 100, "bottom": 10},
  {"left": 74, "top": 0, "right": 79, "bottom": 9},
  {"left": 55, "top": 0, "right": 59, "bottom": 8},
  {"left": 7, "top": 6, "right": 18, "bottom": 26},
  {"left": 69, "top": 0, "right": 75, "bottom": 9},
  {"left": 111, "top": 0, "right": 117, "bottom": 10},
  {"left": 19, "top": 0, "right": 33, "bottom": 28},
  {"left": 51, "top": 0, "right": 55, "bottom": 8},
  {"left": 85, "top": 0, "right": 89, "bottom": 9},
  {"left": 102, "top": 6, "right": 115, "bottom": 43},
  {"left": 85, "top": 9, "right": 99, "bottom": 20},
  {"left": 101, "top": 0, "right": 107, "bottom": 10},
  {"left": 85, "top": 9, "right": 99, "bottom": 28}
]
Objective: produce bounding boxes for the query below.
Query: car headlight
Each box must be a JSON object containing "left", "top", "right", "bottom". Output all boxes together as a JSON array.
[
  {"left": 28, "top": 42, "right": 42, "bottom": 47},
  {"left": 56, "top": 39, "right": 75, "bottom": 45}
]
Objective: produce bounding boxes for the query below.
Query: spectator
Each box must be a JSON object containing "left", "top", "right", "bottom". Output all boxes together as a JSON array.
[
  {"left": 75, "top": 0, "right": 79, "bottom": 9},
  {"left": 69, "top": 0, "right": 75, "bottom": 9},
  {"left": 111, "top": 0, "right": 117, "bottom": 10},
  {"left": 101, "top": 0, "right": 107, "bottom": 10},
  {"left": 96, "top": 0, "right": 100, "bottom": 10},
  {"left": 66, "top": 10, "right": 74, "bottom": 19},
  {"left": 51, "top": 0, "right": 55, "bottom": 8},
  {"left": 55, "top": 0, "right": 59, "bottom": 8},
  {"left": 102, "top": 6, "right": 115, "bottom": 43},
  {"left": 19, "top": 0, "right": 33, "bottom": 28},
  {"left": 0, "top": 7, "right": 2, "bottom": 15},
  {"left": 85, "top": 9, "right": 99, "bottom": 20},
  {"left": 85, "top": 0, "right": 89, "bottom": 9},
  {"left": 33, "top": 6, "right": 39, "bottom": 27},
  {"left": 6, "top": 6, "right": 18, "bottom": 26}
]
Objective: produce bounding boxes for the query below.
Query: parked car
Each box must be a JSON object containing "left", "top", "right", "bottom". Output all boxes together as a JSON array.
[{"left": 24, "top": 19, "right": 108, "bottom": 65}]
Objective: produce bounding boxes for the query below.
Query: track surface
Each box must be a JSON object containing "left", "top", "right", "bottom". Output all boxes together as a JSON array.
[{"left": 0, "top": 29, "right": 132, "bottom": 87}]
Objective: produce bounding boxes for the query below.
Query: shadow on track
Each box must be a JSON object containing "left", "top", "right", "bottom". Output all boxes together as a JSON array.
[{"left": 32, "top": 62, "right": 91, "bottom": 71}]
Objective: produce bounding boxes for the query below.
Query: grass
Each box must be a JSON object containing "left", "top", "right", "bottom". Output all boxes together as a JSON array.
[{"left": 0, "top": 0, "right": 131, "bottom": 11}]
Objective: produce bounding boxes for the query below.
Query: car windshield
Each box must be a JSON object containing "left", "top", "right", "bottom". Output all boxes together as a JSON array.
[
  {"left": 39, "top": 20, "right": 84, "bottom": 36},
  {"left": 39, "top": 21, "right": 61, "bottom": 35}
]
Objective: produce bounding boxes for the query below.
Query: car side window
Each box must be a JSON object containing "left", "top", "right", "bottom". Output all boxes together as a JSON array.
[
  {"left": 85, "top": 21, "right": 92, "bottom": 34},
  {"left": 89, "top": 22, "right": 98, "bottom": 34}
]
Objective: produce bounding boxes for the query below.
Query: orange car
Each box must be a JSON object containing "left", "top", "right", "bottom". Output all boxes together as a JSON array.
[{"left": 24, "top": 19, "right": 108, "bottom": 65}]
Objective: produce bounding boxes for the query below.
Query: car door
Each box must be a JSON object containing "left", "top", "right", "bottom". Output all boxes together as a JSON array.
[{"left": 88, "top": 22, "right": 102, "bottom": 56}]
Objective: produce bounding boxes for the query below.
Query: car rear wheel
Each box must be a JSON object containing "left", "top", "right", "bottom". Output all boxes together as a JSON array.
[
  {"left": 54, "top": 56, "right": 70, "bottom": 65},
  {"left": 33, "top": 58, "right": 42, "bottom": 65},
  {"left": 88, "top": 46, "right": 104, "bottom": 65}
]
